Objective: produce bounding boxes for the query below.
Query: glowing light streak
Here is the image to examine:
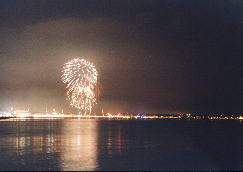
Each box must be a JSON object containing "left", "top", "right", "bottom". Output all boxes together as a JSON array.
[{"left": 61, "top": 58, "right": 98, "bottom": 114}]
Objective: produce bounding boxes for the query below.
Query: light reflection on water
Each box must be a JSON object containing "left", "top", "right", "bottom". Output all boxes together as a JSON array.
[
  {"left": 0, "top": 119, "right": 99, "bottom": 170},
  {"left": 0, "top": 119, "right": 243, "bottom": 170},
  {"left": 60, "top": 120, "right": 98, "bottom": 170}
]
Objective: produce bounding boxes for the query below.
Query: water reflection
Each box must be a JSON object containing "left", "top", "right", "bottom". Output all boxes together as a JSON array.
[
  {"left": 0, "top": 119, "right": 98, "bottom": 170},
  {"left": 99, "top": 122, "right": 124, "bottom": 157},
  {"left": 1, "top": 119, "right": 243, "bottom": 170},
  {"left": 59, "top": 120, "right": 98, "bottom": 170}
]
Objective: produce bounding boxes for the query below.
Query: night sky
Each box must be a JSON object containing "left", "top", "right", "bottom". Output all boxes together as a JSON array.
[{"left": 0, "top": 0, "right": 242, "bottom": 114}]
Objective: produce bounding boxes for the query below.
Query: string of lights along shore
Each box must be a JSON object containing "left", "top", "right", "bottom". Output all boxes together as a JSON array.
[{"left": 61, "top": 58, "right": 98, "bottom": 115}]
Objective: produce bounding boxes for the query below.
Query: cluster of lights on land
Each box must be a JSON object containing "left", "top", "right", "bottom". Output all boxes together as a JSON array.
[{"left": 0, "top": 110, "right": 243, "bottom": 120}]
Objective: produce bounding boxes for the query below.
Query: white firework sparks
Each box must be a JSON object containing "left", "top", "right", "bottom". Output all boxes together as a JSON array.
[{"left": 61, "top": 58, "right": 98, "bottom": 114}]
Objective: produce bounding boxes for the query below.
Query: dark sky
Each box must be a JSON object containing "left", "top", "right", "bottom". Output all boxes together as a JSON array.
[{"left": 0, "top": 0, "right": 242, "bottom": 114}]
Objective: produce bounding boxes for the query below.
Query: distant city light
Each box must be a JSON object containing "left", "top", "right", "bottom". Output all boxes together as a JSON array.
[{"left": 0, "top": 109, "right": 242, "bottom": 120}]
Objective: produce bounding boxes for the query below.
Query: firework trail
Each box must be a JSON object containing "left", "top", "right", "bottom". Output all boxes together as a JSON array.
[{"left": 61, "top": 58, "right": 98, "bottom": 114}]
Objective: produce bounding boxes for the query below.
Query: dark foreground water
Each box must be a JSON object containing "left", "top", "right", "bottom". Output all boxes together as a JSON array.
[{"left": 0, "top": 119, "right": 243, "bottom": 171}]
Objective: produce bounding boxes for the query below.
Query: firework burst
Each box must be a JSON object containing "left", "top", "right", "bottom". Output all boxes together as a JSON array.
[{"left": 61, "top": 58, "right": 98, "bottom": 114}]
